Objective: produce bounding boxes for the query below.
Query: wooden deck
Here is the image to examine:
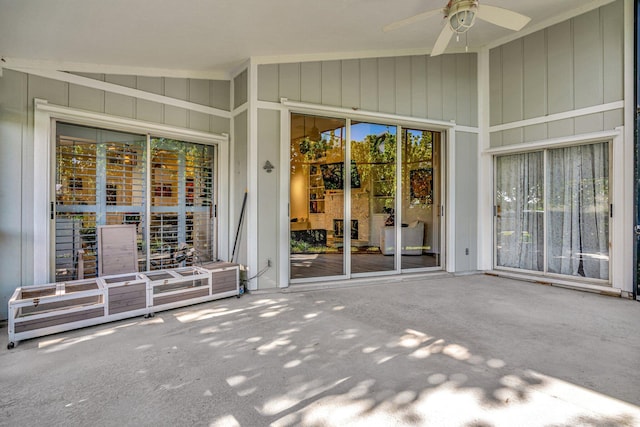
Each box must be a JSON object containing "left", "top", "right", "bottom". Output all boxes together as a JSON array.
[{"left": 290, "top": 252, "right": 440, "bottom": 279}]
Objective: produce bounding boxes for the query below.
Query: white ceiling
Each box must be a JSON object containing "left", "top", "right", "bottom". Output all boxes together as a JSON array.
[{"left": 0, "top": 0, "right": 614, "bottom": 79}]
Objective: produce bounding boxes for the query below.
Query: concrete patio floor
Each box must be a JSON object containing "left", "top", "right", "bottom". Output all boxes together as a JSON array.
[{"left": 1, "top": 274, "right": 639, "bottom": 426}]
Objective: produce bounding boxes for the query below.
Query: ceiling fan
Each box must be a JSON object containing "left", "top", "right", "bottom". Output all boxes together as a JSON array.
[{"left": 383, "top": 0, "right": 531, "bottom": 56}]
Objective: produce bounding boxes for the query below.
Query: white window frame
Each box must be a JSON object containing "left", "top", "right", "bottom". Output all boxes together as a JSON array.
[{"left": 33, "top": 99, "right": 230, "bottom": 284}]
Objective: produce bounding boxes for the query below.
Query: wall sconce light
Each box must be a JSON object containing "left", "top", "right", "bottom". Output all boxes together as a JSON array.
[{"left": 263, "top": 160, "right": 275, "bottom": 173}]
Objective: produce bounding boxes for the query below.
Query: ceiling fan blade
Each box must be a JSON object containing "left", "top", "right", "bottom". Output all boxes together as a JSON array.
[
  {"left": 476, "top": 4, "right": 531, "bottom": 31},
  {"left": 431, "top": 24, "right": 454, "bottom": 57},
  {"left": 383, "top": 8, "right": 442, "bottom": 32}
]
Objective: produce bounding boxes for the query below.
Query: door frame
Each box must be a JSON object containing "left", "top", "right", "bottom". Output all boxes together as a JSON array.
[
  {"left": 280, "top": 99, "right": 456, "bottom": 285},
  {"left": 33, "top": 99, "right": 229, "bottom": 284}
]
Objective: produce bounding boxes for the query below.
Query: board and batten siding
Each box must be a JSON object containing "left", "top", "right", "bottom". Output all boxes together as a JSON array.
[
  {"left": 258, "top": 54, "right": 478, "bottom": 127},
  {"left": 489, "top": 0, "right": 623, "bottom": 147},
  {"left": 256, "top": 54, "right": 479, "bottom": 280},
  {"left": 0, "top": 69, "right": 231, "bottom": 319}
]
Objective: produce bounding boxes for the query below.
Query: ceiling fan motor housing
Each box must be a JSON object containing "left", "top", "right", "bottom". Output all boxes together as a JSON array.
[{"left": 446, "top": 0, "right": 479, "bottom": 34}]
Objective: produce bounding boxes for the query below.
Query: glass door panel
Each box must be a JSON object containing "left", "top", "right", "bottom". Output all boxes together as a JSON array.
[
  {"left": 54, "top": 122, "right": 216, "bottom": 281},
  {"left": 547, "top": 143, "right": 609, "bottom": 280},
  {"left": 401, "top": 129, "right": 442, "bottom": 269},
  {"left": 55, "top": 123, "right": 146, "bottom": 280},
  {"left": 149, "top": 138, "right": 216, "bottom": 271},
  {"left": 350, "top": 122, "right": 397, "bottom": 274},
  {"left": 290, "top": 114, "right": 346, "bottom": 280},
  {"left": 495, "top": 152, "right": 544, "bottom": 271}
]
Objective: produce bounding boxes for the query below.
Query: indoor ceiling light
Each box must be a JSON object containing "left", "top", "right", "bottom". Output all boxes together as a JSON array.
[{"left": 309, "top": 119, "right": 321, "bottom": 142}]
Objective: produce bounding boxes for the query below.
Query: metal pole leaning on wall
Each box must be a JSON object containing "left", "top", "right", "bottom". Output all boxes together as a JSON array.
[{"left": 231, "top": 189, "right": 248, "bottom": 263}]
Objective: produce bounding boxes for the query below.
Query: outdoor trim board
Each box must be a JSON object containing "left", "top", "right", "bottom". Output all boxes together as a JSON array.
[
  {"left": 483, "top": 129, "right": 620, "bottom": 155},
  {"left": 10, "top": 67, "right": 231, "bottom": 118},
  {"left": 280, "top": 98, "right": 457, "bottom": 131},
  {"left": 489, "top": 101, "right": 624, "bottom": 133}
]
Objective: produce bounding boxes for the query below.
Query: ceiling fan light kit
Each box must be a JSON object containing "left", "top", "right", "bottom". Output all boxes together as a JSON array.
[
  {"left": 383, "top": 0, "right": 531, "bottom": 57},
  {"left": 446, "top": 0, "right": 478, "bottom": 34}
]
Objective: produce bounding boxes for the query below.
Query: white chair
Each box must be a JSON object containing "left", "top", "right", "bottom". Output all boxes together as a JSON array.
[{"left": 380, "top": 221, "right": 425, "bottom": 255}]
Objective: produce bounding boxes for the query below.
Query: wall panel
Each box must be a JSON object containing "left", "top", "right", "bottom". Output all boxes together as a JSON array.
[
  {"left": 341, "top": 59, "right": 360, "bottom": 109},
  {"left": 489, "top": 0, "right": 623, "bottom": 147},
  {"left": 0, "top": 70, "right": 28, "bottom": 319},
  {"left": 279, "top": 63, "right": 301, "bottom": 102},
  {"left": 189, "top": 79, "right": 211, "bottom": 106},
  {"left": 602, "top": 1, "right": 624, "bottom": 103},
  {"left": 455, "top": 131, "right": 478, "bottom": 272},
  {"left": 300, "top": 62, "right": 322, "bottom": 104},
  {"left": 321, "top": 60, "right": 342, "bottom": 107},
  {"left": 135, "top": 77, "right": 163, "bottom": 122},
  {"left": 547, "top": 118, "right": 574, "bottom": 139},
  {"left": 603, "top": 109, "right": 623, "bottom": 130},
  {"left": 377, "top": 57, "right": 395, "bottom": 114},
  {"left": 426, "top": 56, "right": 444, "bottom": 121},
  {"left": 234, "top": 69, "right": 248, "bottom": 108},
  {"left": 546, "top": 21, "right": 574, "bottom": 115},
  {"left": 574, "top": 112, "right": 604, "bottom": 135},
  {"left": 441, "top": 56, "right": 457, "bottom": 121},
  {"left": 501, "top": 39, "right": 524, "bottom": 124},
  {"left": 233, "top": 110, "right": 248, "bottom": 265},
  {"left": 395, "top": 57, "right": 412, "bottom": 116},
  {"left": 255, "top": 54, "right": 477, "bottom": 126},
  {"left": 410, "top": 56, "right": 427, "bottom": 118},
  {"left": 258, "top": 64, "right": 279, "bottom": 103},
  {"left": 489, "top": 49, "right": 502, "bottom": 127},
  {"left": 28, "top": 75, "right": 69, "bottom": 107},
  {"left": 573, "top": 9, "right": 603, "bottom": 108},
  {"left": 257, "top": 109, "right": 280, "bottom": 288},
  {"left": 523, "top": 31, "right": 547, "bottom": 120},
  {"left": 69, "top": 84, "right": 105, "bottom": 114},
  {"left": 455, "top": 54, "right": 473, "bottom": 126},
  {"left": 359, "top": 58, "right": 379, "bottom": 111}
]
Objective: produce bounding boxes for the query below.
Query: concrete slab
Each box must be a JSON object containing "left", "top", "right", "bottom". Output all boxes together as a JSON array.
[{"left": 1, "top": 274, "right": 639, "bottom": 426}]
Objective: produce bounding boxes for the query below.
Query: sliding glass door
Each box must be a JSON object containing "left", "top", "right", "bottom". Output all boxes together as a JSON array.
[
  {"left": 401, "top": 129, "right": 442, "bottom": 269},
  {"left": 495, "top": 142, "right": 609, "bottom": 281},
  {"left": 289, "top": 114, "right": 346, "bottom": 280},
  {"left": 289, "top": 113, "right": 444, "bottom": 281},
  {"left": 54, "top": 122, "right": 216, "bottom": 281},
  {"left": 350, "top": 122, "right": 397, "bottom": 274}
]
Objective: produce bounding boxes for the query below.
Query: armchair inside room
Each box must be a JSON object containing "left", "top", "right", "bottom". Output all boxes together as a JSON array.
[{"left": 380, "top": 220, "right": 425, "bottom": 255}]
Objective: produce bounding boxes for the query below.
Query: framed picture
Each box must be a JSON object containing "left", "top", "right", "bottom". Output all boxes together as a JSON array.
[
  {"left": 320, "top": 162, "right": 361, "bottom": 190},
  {"left": 410, "top": 168, "right": 433, "bottom": 204}
]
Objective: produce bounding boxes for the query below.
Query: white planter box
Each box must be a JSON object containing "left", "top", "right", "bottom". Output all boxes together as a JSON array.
[{"left": 8, "top": 263, "right": 240, "bottom": 348}]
